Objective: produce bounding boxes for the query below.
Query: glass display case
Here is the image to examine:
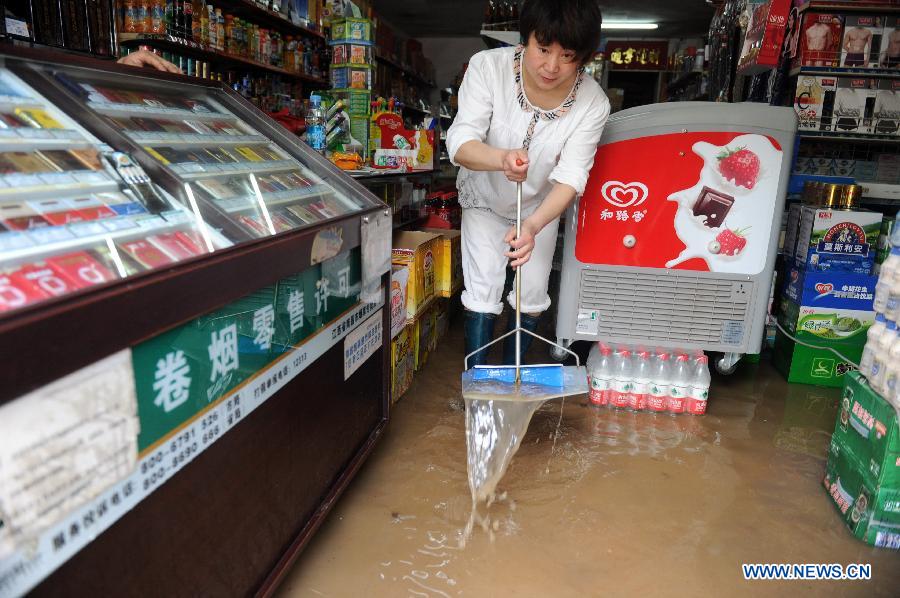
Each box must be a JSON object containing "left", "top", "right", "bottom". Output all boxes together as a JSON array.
[
  {"left": 0, "top": 66, "right": 228, "bottom": 314},
  {"left": 0, "top": 49, "right": 391, "bottom": 598},
  {"left": 13, "top": 58, "right": 379, "bottom": 234}
]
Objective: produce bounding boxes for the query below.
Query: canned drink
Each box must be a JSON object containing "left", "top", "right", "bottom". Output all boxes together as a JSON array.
[
  {"left": 822, "top": 183, "right": 842, "bottom": 208},
  {"left": 840, "top": 184, "right": 861, "bottom": 210}
]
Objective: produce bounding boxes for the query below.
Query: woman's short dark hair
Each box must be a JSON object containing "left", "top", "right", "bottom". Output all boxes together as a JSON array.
[{"left": 519, "top": 0, "right": 603, "bottom": 66}]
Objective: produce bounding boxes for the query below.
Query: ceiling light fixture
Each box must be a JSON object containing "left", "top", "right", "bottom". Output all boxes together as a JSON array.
[{"left": 601, "top": 22, "right": 659, "bottom": 30}]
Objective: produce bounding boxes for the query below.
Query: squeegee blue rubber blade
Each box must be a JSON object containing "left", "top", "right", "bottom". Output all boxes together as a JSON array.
[{"left": 470, "top": 364, "right": 565, "bottom": 387}]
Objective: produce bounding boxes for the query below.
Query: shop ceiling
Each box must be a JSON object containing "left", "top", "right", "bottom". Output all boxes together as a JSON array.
[{"left": 375, "top": 0, "right": 716, "bottom": 39}]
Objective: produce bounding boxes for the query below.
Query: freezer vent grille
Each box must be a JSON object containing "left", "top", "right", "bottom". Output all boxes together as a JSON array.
[{"left": 579, "top": 269, "right": 751, "bottom": 345}]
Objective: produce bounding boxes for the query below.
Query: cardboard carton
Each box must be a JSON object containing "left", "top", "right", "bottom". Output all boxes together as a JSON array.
[
  {"left": 832, "top": 372, "right": 900, "bottom": 487},
  {"left": 391, "top": 324, "right": 415, "bottom": 403},
  {"left": 421, "top": 228, "right": 462, "bottom": 298},
  {"left": 392, "top": 231, "right": 440, "bottom": 319},
  {"left": 773, "top": 328, "right": 863, "bottom": 387},
  {"left": 794, "top": 75, "right": 838, "bottom": 131},
  {"left": 841, "top": 15, "right": 884, "bottom": 69},
  {"left": 795, "top": 205, "right": 883, "bottom": 275},
  {"left": 823, "top": 437, "right": 900, "bottom": 549},
  {"left": 390, "top": 265, "right": 409, "bottom": 338},
  {"left": 795, "top": 12, "right": 844, "bottom": 68}
]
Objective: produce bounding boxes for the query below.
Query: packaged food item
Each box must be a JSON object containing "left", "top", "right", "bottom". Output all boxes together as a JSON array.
[
  {"left": 117, "top": 238, "right": 179, "bottom": 268},
  {"left": 13, "top": 108, "right": 63, "bottom": 129},
  {"left": 45, "top": 251, "right": 117, "bottom": 288},
  {"left": 0, "top": 202, "right": 51, "bottom": 230}
]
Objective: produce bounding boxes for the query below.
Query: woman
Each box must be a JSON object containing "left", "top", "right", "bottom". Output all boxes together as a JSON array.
[{"left": 447, "top": 0, "right": 609, "bottom": 367}]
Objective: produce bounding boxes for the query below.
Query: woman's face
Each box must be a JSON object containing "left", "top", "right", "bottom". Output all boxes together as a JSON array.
[{"left": 522, "top": 33, "right": 580, "bottom": 92}]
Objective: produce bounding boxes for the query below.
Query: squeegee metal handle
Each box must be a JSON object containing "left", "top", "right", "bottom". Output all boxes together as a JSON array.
[{"left": 515, "top": 172, "right": 523, "bottom": 386}]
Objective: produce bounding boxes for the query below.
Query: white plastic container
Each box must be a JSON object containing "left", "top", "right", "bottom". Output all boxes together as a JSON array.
[
  {"left": 870, "top": 320, "right": 897, "bottom": 393},
  {"left": 859, "top": 313, "right": 887, "bottom": 381},
  {"left": 882, "top": 334, "right": 900, "bottom": 408},
  {"left": 648, "top": 352, "right": 672, "bottom": 413},
  {"left": 873, "top": 248, "right": 899, "bottom": 313}
]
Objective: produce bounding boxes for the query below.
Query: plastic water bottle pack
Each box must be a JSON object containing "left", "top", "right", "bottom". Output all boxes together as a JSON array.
[{"left": 587, "top": 343, "right": 711, "bottom": 416}]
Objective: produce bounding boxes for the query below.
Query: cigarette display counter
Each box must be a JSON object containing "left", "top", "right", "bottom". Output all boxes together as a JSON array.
[{"left": 0, "top": 48, "right": 391, "bottom": 597}]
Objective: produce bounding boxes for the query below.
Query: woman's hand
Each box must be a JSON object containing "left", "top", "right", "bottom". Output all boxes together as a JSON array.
[
  {"left": 502, "top": 149, "right": 529, "bottom": 182},
  {"left": 504, "top": 217, "right": 540, "bottom": 268},
  {"left": 117, "top": 50, "right": 183, "bottom": 74}
]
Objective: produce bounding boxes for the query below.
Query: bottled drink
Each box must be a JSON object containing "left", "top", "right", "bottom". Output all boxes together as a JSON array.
[
  {"left": 630, "top": 350, "right": 651, "bottom": 411},
  {"left": 859, "top": 313, "right": 887, "bottom": 381},
  {"left": 874, "top": 250, "right": 898, "bottom": 314},
  {"left": 305, "top": 95, "right": 326, "bottom": 154},
  {"left": 206, "top": 4, "right": 215, "bottom": 46},
  {"left": 183, "top": 0, "right": 193, "bottom": 40},
  {"left": 882, "top": 333, "right": 900, "bottom": 407},
  {"left": 588, "top": 344, "right": 613, "bottom": 406},
  {"left": 124, "top": 1, "right": 139, "bottom": 32},
  {"left": 870, "top": 320, "right": 897, "bottom": 393},
  {"left": 215, "top": 9, "right": 224, "bottom": 51},
  {"left": 191, "top": 0, "right": 203, "bottom": 41},
  {"left": 610, "top": 347, "right": 633, "bottom": 409},
  {"left": 647, "top": 352, "right": 671, "bottom": 412},
  {"left": 669, "top": 353, "right": 691, "bottom": 414},
  {"left": 150, "top": 0, "right": 166, "bottom": 33},
  {"left": 688, "top": 354, "right": 711, "bottom": 415}
]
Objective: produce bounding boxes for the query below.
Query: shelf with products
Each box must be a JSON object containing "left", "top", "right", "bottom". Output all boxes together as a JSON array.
[
  {"left": 797, "top": 1, "right": 900, "bottom": 15},
  {"left": 666, "top": 70, "right": 706, "bottom": 92},
  {"left": 789, "top": 66, "right": 900, "bottom": 79},
  {"left": 374, "top": 52, "right": 436, "bottom": 88},
  {"left": 798, "top": 130, "right": 900, "bottom": 143},
  {"left": 206, "top": 0, "right": 325, "bottom": 39},
  {"left": 118, "top": 34, "right": 329, "bottom": 85},
  {"left": 351, "top": 168, "right": 436, "bottom": 180}
]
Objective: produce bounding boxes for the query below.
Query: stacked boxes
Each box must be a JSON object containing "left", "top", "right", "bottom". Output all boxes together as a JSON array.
[
  {"left": 391, "top": 324, "right": 415, "bottom": 402},
  {"left": 329, "top": 18, "right": 374, "bottom": 157},
  {"left": 823, "top": 372, "right": 900, "bottom": 549},
  {"left": 421, "top": 228, "right": 462, "bottom": 298},
  {"left": 775, "top": 266, "right": 877, "bottom": 387},
  {"left": 391, "top": 231, "right": 439, "bottom": 319},
  {"left": 794, "top": 204, "right": 884, "bottom": 274}
]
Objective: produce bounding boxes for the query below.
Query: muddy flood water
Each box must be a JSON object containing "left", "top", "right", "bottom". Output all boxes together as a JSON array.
[{"left": 277, "top": 322, "right": 900, "bottom": 597}]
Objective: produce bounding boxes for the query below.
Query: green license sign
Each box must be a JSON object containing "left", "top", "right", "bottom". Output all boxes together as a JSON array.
[{"left": 132, "top": 249, "right": 362, "bottom": 452}]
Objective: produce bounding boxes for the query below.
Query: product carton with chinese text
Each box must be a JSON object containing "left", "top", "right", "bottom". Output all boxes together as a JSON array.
[
  {"left": 774, "top": 328, "right": 863, "bottom": 387},
  {"left": 392, "top": 231, "right": 440, "bottom": 319},
  {"left": 793, "top": 13, "right": 843, "bottom": 68},
  {"left": 390, "top": 265, "right": 409, "bottom": 338},
  {"left": 391, "top": 323, "right": 415, "bottom": 402},
  {"left": 413, "top": 301, "right": 438, "bottom": 371},
  {"left": 832, "top": 372, "right": 900, "bottom": 488},
  {"left": 824, "top": 436, "right": 900, "bottom": 549},
  {"left": 794, "top": 76, "right": 838, "bottom": 131},
  {"left": 421, "top": 228, "right": 462, "bottom": 298},
  {"left": 795, "top": 206, "right": 883, "bottom": 274}
]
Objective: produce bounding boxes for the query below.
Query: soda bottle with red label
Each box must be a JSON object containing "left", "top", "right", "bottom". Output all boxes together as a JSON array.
[{"left": 668, "top": 353, "right": 690, "bottom": 414}]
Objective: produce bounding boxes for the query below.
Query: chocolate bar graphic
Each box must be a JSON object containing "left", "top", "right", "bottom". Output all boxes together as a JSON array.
[{"left": 692, "top": 186, "right": 734, "bottom": 229}]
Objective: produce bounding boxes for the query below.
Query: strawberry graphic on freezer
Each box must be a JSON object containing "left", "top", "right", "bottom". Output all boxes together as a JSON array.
[{"left": 554, "top": 102, "right": 797, "bottom": 367}]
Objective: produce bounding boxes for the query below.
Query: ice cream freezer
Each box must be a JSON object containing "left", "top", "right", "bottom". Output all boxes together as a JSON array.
[
  {"left": 0, "top": 47, "right": 392, "bottom": 596},
  {"left": 554, "top": 102, "right": 797, "bottom": 373}
]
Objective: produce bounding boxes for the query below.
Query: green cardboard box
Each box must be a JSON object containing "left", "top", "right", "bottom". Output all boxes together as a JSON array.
[
  {"left": 823, "top": 438, "right": 900, "bottom": 549},
  {"left": 773, "top": 329, "right": 862, "bottom": 388},
  {"left": 832, "top": 372, "right": 900, "bottom": 487}
]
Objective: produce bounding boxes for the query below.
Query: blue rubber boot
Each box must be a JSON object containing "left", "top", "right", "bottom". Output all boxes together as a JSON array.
[
  {"left": 464, "top": 310, "right": 497, "bottom": 368},
  {"left": 503, "top": 312, "right": 540, "bottom": 365}
]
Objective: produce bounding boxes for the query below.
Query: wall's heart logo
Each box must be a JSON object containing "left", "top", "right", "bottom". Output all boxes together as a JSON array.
[
  {"left": 815, "top": 283, "right": 834, "bottom": 294},
  {"left": 601, "top": 181, "right": 649, "bottom": 208}
]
